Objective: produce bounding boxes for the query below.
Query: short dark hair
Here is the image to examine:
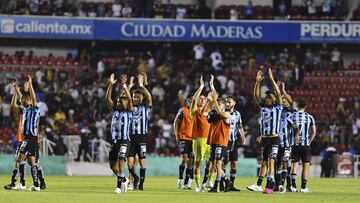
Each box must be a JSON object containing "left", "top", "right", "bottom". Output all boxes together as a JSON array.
[
  {"left": 297, "top": 98, "right": 307, "bottom": 109},
  {"left": 132, "top": 89, "right": 144, "bottom": 96},
  {"left": 265, "top": 90, "right": 275, "bottom": 95},
  {"left": 226, "top": 96, "right": 236, "bottom": 102}
]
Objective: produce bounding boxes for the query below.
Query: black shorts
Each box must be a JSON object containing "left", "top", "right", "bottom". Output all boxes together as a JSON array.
[
  {"left": 179, "top": 140, "right": 194, "bottom": 158},
  {"left": 261, "top": 137, "right": 279, "bottom": 161},
  {"left": 223, "top": 141, "right": 238, "bottom": 164},
  {"left": 291, "top": 146, "right": 311, "bottom": 163},
  {"left": 209, "top": 144, "right": 226, "bottom": 161},
  {"left": 109, "top": 140, "right": 129, "bottom": 161},
  {"left": 19, "top": 139, "right": 39, "bottom": 158},
  {"left": 128, "top": 135, "right": 147, "bottom": 159},
  {"left": 277, "top": 147, "right": 291, "bottom": 164}
]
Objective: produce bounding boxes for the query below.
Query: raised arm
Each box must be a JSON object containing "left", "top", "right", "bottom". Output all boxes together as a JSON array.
[
  {"left": 268, "top": 68, "right": 282, "bottom": 105},
  {"left": 105, "top": 73, "right": 117, "bottom": 110},
  {"left": 120, "top": 74, "right": 133, "bottom": 110},
  {"left": 27, "top": 75, "right": 37, "bottom": 106},
  {"left": 209, "top": 74, "right": 216, "bottom": 93},
  {"left": 201, "top": 91, "right": 215, "bottom": 116},
  {"left": 280, "top": 82, "right": 293, "bottom": 107},
  {"left": 253, "top": 71, "right": 263, "bottom": 105},
  {"left": 138, "top": 74, "right": 152, "bottom": 107},
  {"left": 212, "top": 92, "right": 230, "bottom": 119},
  {"left": 190, "top": 76, "right": 205, "bottom": 117}
]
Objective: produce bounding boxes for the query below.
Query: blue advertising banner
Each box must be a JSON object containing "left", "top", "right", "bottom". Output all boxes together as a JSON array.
[
  {"left": 1, "top": 15, "right": 360, "bottom": 43},
  {"left": 0, "top": 15, "right": 94, "bottom": 39},
  {"left": 291, "top": 22, "right": 360, "bottom": 43},
  {"left": 95, "top": 19, "right": 290, "bottom": 42}
]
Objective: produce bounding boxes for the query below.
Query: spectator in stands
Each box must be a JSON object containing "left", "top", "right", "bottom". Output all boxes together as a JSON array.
[
  {"left": 122, "top": 3, "right": 132, "bottom": 18},
  {"left": 29, "top": 0, "right": 39, "bottom": 15},
  {"left": 322, "top": 0, "right": 331, "bottom": 17},
  {"left": 96, "top": 2, "right": 106, "bottom": 17},
  {"left": 193, "top": 43, "right": 205, "bottom": 61},
  {"left": 0, "top": 97, "right": 11, "bottom": 126},
  {"left": 331, "top": 47, "right": 342, "bottom": 71},
  {"left": 76, "top": 120, "right": 92, "bottom": 162},
  {"left": 88, "top": 6, "right": 97, "bottom": 17},
  {"left": 329, "top": 120, "right": 340, "bottom": 145},
  {"left": 195, "top": 0, "right": 212, "bottom": 19},
  {"left": 319, "top": 44, "right": 329, "bottom": 70},
  {"left": 210, "top": 49, "right": 223, "bottom": 72},
  {"left": 244, "top": 0, "right": 254, "bottom": 19},
  {"left": 37, "top": 97, "right": 49, "bottom": 126},
  {"left": 278, "top": 1, "right": 287, "bottom": 19},
  {"left": 163, "top": 0, "right": 175, "bottom": 18},
  {"left": 320, "top": 143, "right": 336, "bottom": 177},
  {"left": 279, "top": 48, "right": 289, "bottom": 65},
  {"left": 335, "top": 0, "right": 344, "bottom": 17},
  {"left": 140, "top": 0, "right": 155, "bottom": 18},
  {"left": 176, "top": 4, "right": 186, "bottom": 20},
  {"left": 230, "top": 7, "right": 238, "bottom": 21},
  {"left": 227, "top": 76, "right": 235, "bottom": 95},
  {"left": 95, "top": 116, "right": 107, "bottom": 139},
  {"left": 337, "top": 97, "right": 346, "bottom": 125},
  {"left": 97, "top": 58, "right": 105, "bottom": 81},
  {"left": 35, "top": 67, "right": 45, "bottom": 86},
  {"left": 152, "top": 84, "right": 165, "bottom": 104},
  {"left": 304, "top": 48, "right": 315, "bottom": 71},
  {"left": 307, "top": 0, "right": 317, "bottom": 16},
  {"left": 112, "top": 0, "right": 122, "bottom": 17}
]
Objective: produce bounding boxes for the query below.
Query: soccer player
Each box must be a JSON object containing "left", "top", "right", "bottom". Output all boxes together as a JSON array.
[
  {"left": 190, "top": 76, "right": 214, "bottom": 192},
  {"left": 106, "top": 73, "right": 132, "bottom": 194},
  {"left": 206, "top": 92, "right": 232, "bottom": 193},
  {"left": 127, "top": 73, "right": 152, "bottom": 191},
  {"left": 173, "top": 96, "right": 194, "bottom": 189},
  {"left": 276, "top": 82, "right": 299, "bottom": 193},
  {"left": 290, "top": 98, "right": 316, "bottom": 193},
  {"left": 13, "top": 75, "right": 41, "bottom": 191},
  {"left": 247, "top": 69, "right": 283, "bottom": 194},
  {"left": 223, "top": 96, "right": 246, "bottom": 192}
]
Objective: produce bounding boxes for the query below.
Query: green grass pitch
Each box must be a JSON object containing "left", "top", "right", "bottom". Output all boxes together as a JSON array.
[{"left": 1, "top": 176, "right": 359, "bottom": 203}]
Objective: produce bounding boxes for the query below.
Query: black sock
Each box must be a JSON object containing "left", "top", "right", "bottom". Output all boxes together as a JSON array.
[
  {"left": 30, "top": 165, "right": 39, "bottom": 187},
  {"left": 129, "top": 168, "right": 139, "bottom": 180},
  {"left": 11, "top": 167, "right": 18, "bottom": 185},
  {"left": 179, "top": 165, "right": 185, "bottom": 180},
  {"left": 202, "top": 167, "right": 210, "bottom": 184},
  {"left": 291, "top": 174, "right": 297, "bottom": 188},
  {"left": 280, "top": 170, "right": 287, "bottom": 186},
  {"left": 230, "top": 169, "right": 236, "bottom": 184},
  {"left": 214, "top": 180, "right": 219, "bottom": 189},
  {"left": 275, "top": 173, "right": 281, "bottom": 186},
  {"left": 184, "top": 168, "right": 191, "bottom": 185},
  {"left": 117, "top": 175, "right": 123, "bottom": 188},
  {"left": 37, "top": 167, "right": 45, "bottom": 183},
  {"left": 139, "top": 168, "right": 146, "bottom": 186},
  {"left": 301, "top": 179, "right": 307, "bottom": 189},
  {"left": 19, "top": 163, "right": 25, "bottom": 186},
  {"left": 257, "top": 176, "right": 264, "bottom": 186},
  {"left": 190, "top": 167, "right": 194, "bottom": 179}
]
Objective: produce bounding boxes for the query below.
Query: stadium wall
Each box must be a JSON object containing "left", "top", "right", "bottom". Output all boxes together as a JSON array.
[
  {"left": 0, "top": 155, "right": 67, "bottom": 175},
  {"left": 1, "top": 15, "right": 360, "bottom": 43}
]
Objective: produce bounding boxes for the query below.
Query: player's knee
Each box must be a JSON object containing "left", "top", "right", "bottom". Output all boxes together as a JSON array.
[
  {"left": 230, "top": 161, "right": 237, "bottom": 169},
  {"left": 270, "top": 152, "right": 278, "bottom": 160}
]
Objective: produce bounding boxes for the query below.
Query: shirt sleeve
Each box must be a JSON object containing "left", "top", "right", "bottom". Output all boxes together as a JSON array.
[
  {"left": 175, "top": 108, "right": 184, "bottom": 120},
  {"left": 309, "top": 115, "right": 315, "bottom": 126},
  {"left": 238, "top": 112, "right": 242, "bottom": 124}
]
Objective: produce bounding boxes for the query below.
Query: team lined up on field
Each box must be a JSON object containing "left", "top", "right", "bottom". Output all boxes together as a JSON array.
[{"left": 174, "top": 69, "right": 316, "bottom": 194}]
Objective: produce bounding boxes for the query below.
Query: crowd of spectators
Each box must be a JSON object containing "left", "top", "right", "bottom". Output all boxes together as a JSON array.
[
  {"left": 0, "top": 0, "right": 352, "bottom": 21},
  {"left": 0, "top": 42, "right": 360, "bottom": 161}
]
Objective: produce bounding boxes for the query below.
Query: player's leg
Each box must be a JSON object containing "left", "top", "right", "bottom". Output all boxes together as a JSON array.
[
  {"left": 264, "top": 139, "right": 279, "bottom": 194},
  {"left": 279, "top": 147, "right": 291, "bottom": 193},
  {"left": 118, "top": 142, "right": 129, "bottom": 193},
  {"left": 138, "top": 141, "right": 147, "bottom": 190},
  {"left": 35, "top": 145, "right": 46, "bottom": 190},
  {"left": 300, "top": 147, "right": 311, "bottom": 193},
  {"left": 109, "top": 143, "right": 121, "bottom": 193},
  {"left": 27, "top": 155, "right": 40, "bottom": 191},
  {"left": 4, "top": 146, "right": 22, "bottom": 190},
  {"left": 247, "top": 141, "right": 268, "bottom": 192},
  {"left": 229, "top": 142, "right": 240, "bottom": 191},
  {"left": 127, "top": 141, "right": 140, "bottom": 190},
  {"left": 177, "top": 140, "right": 187, "bottom": 188},
  {"left": 183, "top": 140, "right": 194, "bottom": 188},
  {"left": 192, "top": 138, "right": 202, "bottom": 191},
  {"left": 290, "top": 146, "right": 300, "bottom": 192}
]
